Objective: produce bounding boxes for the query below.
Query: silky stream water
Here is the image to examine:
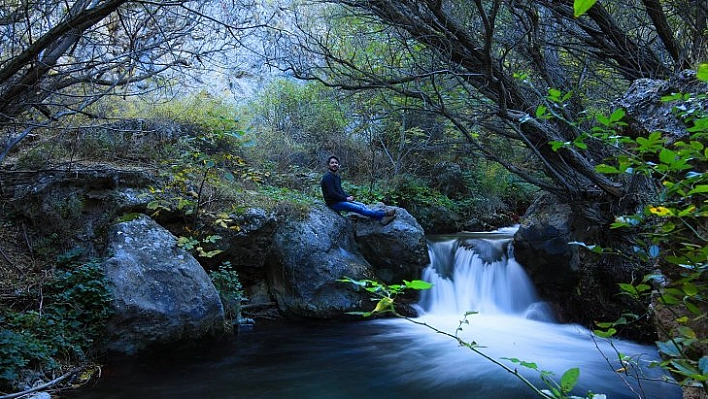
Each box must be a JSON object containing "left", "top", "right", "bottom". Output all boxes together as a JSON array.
[{"left": 67, "top": 230, "right": 681, "bottom": 399}]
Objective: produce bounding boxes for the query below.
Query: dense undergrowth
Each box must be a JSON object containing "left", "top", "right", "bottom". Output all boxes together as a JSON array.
[{"left": 0, "top": 252, "right": 112, "bottom": 391}]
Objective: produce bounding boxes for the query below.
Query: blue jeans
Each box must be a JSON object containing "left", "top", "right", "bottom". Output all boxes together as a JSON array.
[{"left": 329, "top": 201, "right": 385, "bottom": 220}]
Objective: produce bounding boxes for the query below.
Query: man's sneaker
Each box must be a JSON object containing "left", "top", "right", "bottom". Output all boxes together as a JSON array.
[{"left": 380, "top": 214, "right": 396, "bottom": 226}]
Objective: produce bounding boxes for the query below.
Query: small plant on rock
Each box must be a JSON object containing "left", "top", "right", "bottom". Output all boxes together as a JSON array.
[{"left": 208, "top": 261, "right": 246, "bottom": 326}]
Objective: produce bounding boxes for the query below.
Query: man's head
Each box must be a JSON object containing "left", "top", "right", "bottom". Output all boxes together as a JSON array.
[{"left": 327, "top": 156, "right": 340, "bottom": 173}]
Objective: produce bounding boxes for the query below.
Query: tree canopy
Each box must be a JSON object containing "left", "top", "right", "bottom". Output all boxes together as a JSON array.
[{"left": 268, "top": 0, "right": 707, "bottom": 223}]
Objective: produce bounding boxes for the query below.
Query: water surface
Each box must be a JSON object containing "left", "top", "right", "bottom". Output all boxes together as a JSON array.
[{"left": 67, "top": 232, "right": 682, "bottom": 398}]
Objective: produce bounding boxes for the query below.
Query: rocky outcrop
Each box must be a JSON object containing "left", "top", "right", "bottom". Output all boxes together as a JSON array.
[
  {"left": 101, "top": 215, "right": 224, "bottom": 355},
  {"left": 352, "top": 204, "right": 429, "bottom": 284},
  {"left": 210, "top": 207, "right": 279, "bottom": 310},
  {"left": 513, "top": 70, "right": 707, "bottom": 332},
  {"left": 2, "top": 165, "right": 434, "bottom": 349},
  {"left": 265, "top": 204, "right": 376, "bottom": 318},
  {"left": 615, "top": 69, "right": 708, "bottom": 143},
  {"left": 213, "top": 207, "right": 278, "bottom": 268},
  {"left": 407, "top": 203, "right": 464, "bottom": 234},
  {"left": 265, "top": 203, "right": 429, "bottom": 318},
  {"left": 3, "top": 166, "right": 157, "bottom": 257},
  {"left": 513, "top": 194, "right": 578, "bottom": 313}
]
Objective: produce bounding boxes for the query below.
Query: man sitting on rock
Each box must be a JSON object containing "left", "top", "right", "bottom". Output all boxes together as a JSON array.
[{"left": 320, "top": 155, "right": 396, "bottom": 225}]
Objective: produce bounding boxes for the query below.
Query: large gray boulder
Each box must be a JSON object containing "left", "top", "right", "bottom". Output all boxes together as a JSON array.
[
  {"left": 352, "top": 204, "right": 429, "bottom": 284},
  {"left": 266, "top": 204, "right": 375, "bottom": 318},
  {"left": 102, "top": 214, "right": 224, "bottom": 354}
]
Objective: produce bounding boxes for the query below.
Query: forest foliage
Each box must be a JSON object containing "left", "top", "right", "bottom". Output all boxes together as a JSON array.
[{"left": 0, "top": 0, "right": 707, "bottom": 397}]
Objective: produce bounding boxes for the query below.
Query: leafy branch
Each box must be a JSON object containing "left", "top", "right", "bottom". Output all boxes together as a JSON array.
[
  {"left": 572, "top": 69, "right": 708, "bottom": 392},
  {"left": 339, "top": 277, "right": 601, "bottom": 398}
]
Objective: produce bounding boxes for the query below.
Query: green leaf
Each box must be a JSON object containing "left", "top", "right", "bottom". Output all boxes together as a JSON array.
[
  {"left": 549, "top": 140, "right": 566, "bottom": 151},
  {"left": 659, "top": 148, "right": 677, "bottom": 165},
  {"left": 635, "top": 284, "right": 652, "bottom": 293},
  {"left": 574, "top": 0, "right": 597, "bottom": 17},
  {"left": 609, "top": 109, "right": 625, "bottom": 122},
  {"left": 697, "top": 63, "right": 708, "bottom": 82},
  {"left": 560, "top": 368, "right": 580, "bottom": 393},
  {"left": 199, "top": 249, "right": 223, "bottom": 258},
  {"left": 660, "top": 222, "right": 676, "bottom": 233},
  {"left": 688, "top": 185, "right": 708, "bottom": 195},
  {"left": 664, "top": 255, "right": 688, "bottom": 265},
  {"left": 659, "top": 294, "right": 680, "bottom": 305},
  {"left": 678, "top": 326, "right": 697, "bottom": 339},
  {"left": 595, "top": 164, "right": 621, "bottom": 174},
  {"left": 596, "top": 113, "right": 611, "bottom": 126},
  {"left": 683, "top": 283, "right": 699, "bottom": 296},
  {"left": 548, "top": 88, "right": 562, "bottom": 101},
  {"left": 671, "top": 359, "right": 699, "bottom": 377},
  {"left": 204, "top": 235, "right": 222, "bottom": 243},
  {"left": 618, "top": 283, "right": 637, "bottom": 295},
  {"left": 536, "top": 105, "right": 548, "bottom": 118},
  {"left": 502, "top": 357, "right": 539, "bottom": 370},
  {"left": 685, "top": 301, "right": 701, "bottom": 315},
  {"left": 573, "top": 140, "right": 588, "bottom": 150},
  {"left": 593, "top": 328, "right": 616, "bottom": 338},
  {"left": 345, "top": 311, "right": 373, "bottom": 317},
  {"left": 404, "top": 280, "right": 434, "bottom": 290},
  {"left": 656, "top": 340, "right": 681, "bottom": 357},
  {"left": 372, "top": 297, "right": 394, "bottom": 313}
]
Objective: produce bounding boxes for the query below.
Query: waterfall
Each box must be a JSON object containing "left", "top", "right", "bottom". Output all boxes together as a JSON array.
[
  {"left": 387, "top": 229, "right": 682, "bottom": 399},
  {"left": 416, "top": 233, "right": 554, "bottom": 322}
]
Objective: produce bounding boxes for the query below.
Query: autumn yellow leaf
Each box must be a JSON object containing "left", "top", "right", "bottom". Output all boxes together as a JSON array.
[{"left": 648, "top": 206, "right": 673, "bottom": 217}]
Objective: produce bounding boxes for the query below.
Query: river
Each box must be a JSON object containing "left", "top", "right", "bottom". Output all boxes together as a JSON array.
[{"left": 66, "top": 230, "right": 681, "bottom": 398}]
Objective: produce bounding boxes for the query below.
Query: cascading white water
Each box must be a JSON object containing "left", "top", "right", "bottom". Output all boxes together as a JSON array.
[
  {"left": 416, "top": 236, "right": 552, "bottom": 320},
  {"left": 372, "top": 231, "right": 682, "bottom": 399}
]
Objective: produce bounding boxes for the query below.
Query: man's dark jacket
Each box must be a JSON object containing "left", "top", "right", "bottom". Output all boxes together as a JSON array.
[{"left": 321, "top": 171, "right": 348, "bottom": 206}]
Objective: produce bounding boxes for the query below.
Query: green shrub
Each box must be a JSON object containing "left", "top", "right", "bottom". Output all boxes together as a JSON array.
[
  {"left": 208, "top": 261, "right": 246, "bottom": 325},
  {"left": 0, "top": 321, "right": 54, "bottom": 385},
  {"left": 0, "top": 257, "right": 113, "bottom": 390},
  {"left": 238, "top": 79, "right": 364, "bottom": 178}
]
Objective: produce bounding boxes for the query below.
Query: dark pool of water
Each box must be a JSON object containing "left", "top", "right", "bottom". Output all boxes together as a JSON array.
[
  {"left": 63, "top": 318, "right": 680, "bottom": 399},
  {"left": 63, "top": 320, "right": 548, "bottom": 399}
]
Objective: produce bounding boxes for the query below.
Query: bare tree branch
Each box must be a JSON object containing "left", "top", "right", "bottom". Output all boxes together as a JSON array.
[{"left": 0, "top": 0, "right": 260, "bottom": 163}]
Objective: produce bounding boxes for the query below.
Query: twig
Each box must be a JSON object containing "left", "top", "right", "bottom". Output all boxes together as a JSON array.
[
  {"left": 22, "top": 223, "right": 33, "bottom": 260},
  {"left": 0, "top": 369, "right": 75, "bottom": 399},
  {"left": 0, "top": 246, "right": 24, "bottom": 275}
]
